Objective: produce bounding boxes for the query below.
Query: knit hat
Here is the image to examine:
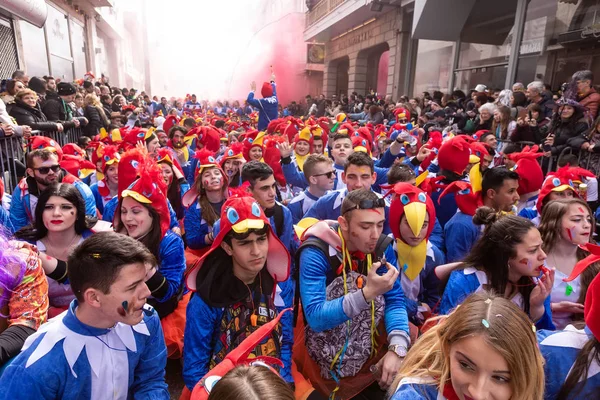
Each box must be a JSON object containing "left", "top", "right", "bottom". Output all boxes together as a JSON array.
[
  {"left": 507, "top": 146, "right": 543, "bottom": 196},
  {"left": 185, "top": 193, "right": 290, "bottom": 291},
  {"left": 116, "top": 159, "right": 170, "bottom": 238},
  {"left": 388, "top": 183, "right": 436, "bottom": 280},
  {"left": 57, "top": 82, "right": 77, "bottom": 96},
  {"left": 564, "top": 243, "right": 600, "bottom": 339},
  {"left": 261, "top": 82, "right": 273, "bottom": 98},
  {"left": 437, "top": 135, "right": 471, "bottom": 175}
]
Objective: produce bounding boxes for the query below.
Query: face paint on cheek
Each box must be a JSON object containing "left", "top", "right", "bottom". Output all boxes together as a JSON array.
[
  {"left": 519, "top": 258, "right": 529, "bottom": 266},
  {"left": 567, "top": 227, "right": 575, "bottom": 241},
  {"left": 349, "top": 230, "right": 360, "bottom": 238},
  {"left": 203, "top": 180, "right": 209, "bottom": 187}
]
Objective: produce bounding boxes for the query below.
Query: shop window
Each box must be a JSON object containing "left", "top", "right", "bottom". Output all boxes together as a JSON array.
[
  {"left": 413, "top": 40, "right": 454, "bottom": 96},
  {"left": 18, "top": 20, "right": 49, "bottom": 77}
]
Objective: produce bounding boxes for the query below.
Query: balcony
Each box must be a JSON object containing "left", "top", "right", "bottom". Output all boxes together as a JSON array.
[{"left": 306, "top": 0, "right": 348, "bottom": 28}]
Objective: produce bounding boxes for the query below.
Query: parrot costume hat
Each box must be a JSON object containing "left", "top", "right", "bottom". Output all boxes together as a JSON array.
[
  {"left": 507, "top": 145, "right": 544, "bottom": 196},
  {"left": 388, "top": 183, "right": 436, "bottom": 281},
  {"left": 185, "top": 194, "right": 291, "bottom": 291},
  {"left": 438, "top": 181, "right": 482, "bottom": 217}
]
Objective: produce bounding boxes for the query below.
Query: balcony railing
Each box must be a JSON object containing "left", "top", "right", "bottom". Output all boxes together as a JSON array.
[{"left": 306, "top": 0, "right": 348, "bottom": 28}]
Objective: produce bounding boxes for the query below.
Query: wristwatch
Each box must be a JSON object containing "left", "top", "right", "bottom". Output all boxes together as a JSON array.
[{"left": 388, "top": 344, "right": 407, "bottom": 358}]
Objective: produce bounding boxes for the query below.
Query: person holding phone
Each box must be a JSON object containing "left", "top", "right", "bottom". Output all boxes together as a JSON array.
[{"left": 511, "top": 103, "right": 551, "bottom": 144}]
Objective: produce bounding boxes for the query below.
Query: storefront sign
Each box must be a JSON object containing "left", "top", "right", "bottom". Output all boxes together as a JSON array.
[
  {"left": 333, "top": 28, "right": 376, "bottom": 52},
  {"left": 2, "top": 0, "right": 47, "bottom": 28}
]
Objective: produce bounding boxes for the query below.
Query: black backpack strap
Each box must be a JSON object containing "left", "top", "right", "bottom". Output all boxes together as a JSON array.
[{"left": 272, "top": 203, "right": 285, "bottom": 238}]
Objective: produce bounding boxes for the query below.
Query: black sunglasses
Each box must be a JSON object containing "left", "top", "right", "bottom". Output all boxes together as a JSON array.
[
  {"left": 33, "top": 165, "right": 61, "bottom": 174},
  {"left": 313, "top": 170, "right": 336, "bottom": 179},
  {"left": 342, "top": 198, "right": 386, "bottom": 214}
]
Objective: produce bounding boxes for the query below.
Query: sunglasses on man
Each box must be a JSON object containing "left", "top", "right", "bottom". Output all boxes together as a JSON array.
[
  {"left": 33, "top": 165, "right": 61, "bottom": 175},
  {"left": 341, "top": 198, "right": 386, "bottom": 214},
  {"left": 312, "top": 170, "right": 336, "bottom": 179}
]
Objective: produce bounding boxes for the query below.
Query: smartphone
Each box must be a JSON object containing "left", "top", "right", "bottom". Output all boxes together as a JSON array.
[{"left": 528, "top": 110, "right": 533, "bottom": 120}]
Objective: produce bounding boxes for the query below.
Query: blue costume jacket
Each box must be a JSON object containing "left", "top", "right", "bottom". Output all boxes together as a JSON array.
[
  {"left": 537, "top": 325, "right": 599, "bottom": 399},
  {"left": 182, "top": 278, "right": 294, "bottom": 389},
  {"left": 299, "top": 240, "right": 410, "bottom": 349},
  {"left": 390, "top": 377, "right": 444, "bottom": 399},
  {"left": 440, "top": 268, "right": 555, "bottom": 330},
  {"left": 0, "top": 207, "right": 14, "bottom": 233},
  {"left": 444, "top": 211, "right": 480, "bottom": 262},
  {"left": 0, "top": 301, "right": 169, "bottom": 399},
  {"left": 287, "top": 189, "right": 320, "bottom": 224},
  {"left": 246, "top": 83, "right": 278, "bottom": 131},
  {"left": 153, "top": 231, "right": 186, "bottom": 304},
  {"left": 102, "top": 196, "right": 180, "bottom": 230},
  {"left": 10, "top": 177, "right": 97, "bottom": 232},
  {"left": 89, "top": 182, "right": 113, "bottom": 215},
  {"left": 184, "top": 199, "right": 218, "bottom": 250}
]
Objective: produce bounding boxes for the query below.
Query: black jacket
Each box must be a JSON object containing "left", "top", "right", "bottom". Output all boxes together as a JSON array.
[
  {"left": 550, "top": 117, "right": 589, "bottom": 155},
  {"left": 9, "top": 100, "right": 60, "bottom": 132},
  {"left": 41, "top": 92, "right": 76, "bottom": 130},
  {"left": 83, "top": 105, "right": 107, "bottom": 137}
]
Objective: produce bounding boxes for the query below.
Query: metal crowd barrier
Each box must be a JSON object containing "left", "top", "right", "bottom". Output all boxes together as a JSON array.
[{"left": 0, "top": 128, "right": 84, "bottom": 194}]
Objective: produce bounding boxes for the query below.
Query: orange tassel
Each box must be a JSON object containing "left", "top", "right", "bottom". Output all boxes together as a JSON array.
[
  {"left": 250, "top": 313, "right": 258, "bottom": 327},
  {"left": 357, "top": 276, "right": 364, "bottom": 289}
]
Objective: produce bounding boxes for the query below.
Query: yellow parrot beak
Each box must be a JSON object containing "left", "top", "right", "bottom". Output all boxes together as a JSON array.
[{"left": 404, "top": 202, "right": 426, "bottom": 237}]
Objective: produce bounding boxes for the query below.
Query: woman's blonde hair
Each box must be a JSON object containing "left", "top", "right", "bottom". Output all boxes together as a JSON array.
[
  {"left": 85, "top": 94, "right": 109, "bottom": 126},
  {"left": 538, "top": 198, "right": 594, "bottom": 257},
  {"left": 391, "top": 291, "right": 545, "bottom": 400},
  {"left": 15, "top": 88, "right": 38, "bottom": 101},
  {"left": 208, "top": 365, "right": 294, "bottom": 400}
]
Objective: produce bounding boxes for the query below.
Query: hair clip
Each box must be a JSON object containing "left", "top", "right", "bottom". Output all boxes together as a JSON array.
[
  {"left": 484, "top": 298, "right": 492, "bottom": 305},
  {"left": 532, "top": 325, "right": 537, "bottom": 333},
  {"left": 91, "top": 253, "right": 101, "bottom": 259},
  {"left": 481, "top": 319, "right": 490, "bottom": 328}
]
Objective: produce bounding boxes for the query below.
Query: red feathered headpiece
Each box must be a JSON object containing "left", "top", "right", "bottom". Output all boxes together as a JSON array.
[
  {"left": 30, "top": 136, "right": 63, "bottom": 161},
  {"left": 537, "top": 166, "right": 580, "bottom": 213},
  {"left": 438, "top": 181, "right": 482, "bottom": 216},
  {"left": 195, "top": 126, "right": 221, "bottom": 152},
  {"left": 163, "top": 115, "right": 180, "bottom": 135},
  {"left": 116, "top": 158, "right": 170, "bottom": 238},
  {"left": 437, "top": 135, "right": 471, "bottom": 175},
  {"left": 62, "top": 143, "right": 86, "bottom": 159},
  {"left": 156, "top": 147, "right": 184, "bottom": 176},
  {"left": 508, "top": 146, "right": 544, "bottom": 196},
  {"left": 262, "top": 135, "right": 287, "bottom": 186},
  {"left": 117, "top": 148, "right": 147, "bottom": 195}
]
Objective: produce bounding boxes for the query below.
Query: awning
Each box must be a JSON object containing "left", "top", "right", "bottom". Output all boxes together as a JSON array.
[{"left": 2, "top": 0, "right": 47, "bottom": 28}]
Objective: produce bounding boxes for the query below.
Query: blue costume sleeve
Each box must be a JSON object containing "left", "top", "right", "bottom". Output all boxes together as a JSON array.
[
  {"left": 74, "top": 180, "right": 97, "bottom": 218},
  {"left": 276, "top": 278, "right": 294, "bottom": 383},
  {"left": 280, "top": 205, "right": 297, "bottom": 257},
  {"left": 167, "top": 201, "right": 179, "bottom": 229},
  {"left": 246, "top": 92, "right": 260, "bottom": 108},
  {"left": 102, "top": 197, "right": 117, "bottom": 223},
  {"left": 519, "top": 207, "right": 538, "bottom": 220},
  {"left": 183, "top": 201, "right": 211, "bottom": 250},
  {"left": 439, "top": 270, "right": 478, "bottom": 314},
  {"left": 299, "top": 246, "right": 351, "bottom": 332},
  {"left": 381, "top": 245, "right": 410, "bottom": 337},
  {"left": 445, "top": 214, "right": 479, "bottom": 262},
  {"left": 182, "top": 294, "right": 220, "bottom": 391},
  {"left": 155, "top": 233, "right": 185, "bottom": 303},
  {"left": 281, "top": 162, "right": 308, "bottom": 189},
  {"left": 0, "top": 207, "right": 14, "bottom": 233},
  {"left": 287, "top": 199, "right": 303, "bottom": 224},
  {"left": 304, "top": 198, "right": 327, "bottom": 220},
  {"left": 373, "top": 166, "right": 390, "bottom": 192},
  {"left": 131, "top": 313, "right": 169, "bottom": 399},
  {"left": 422, "top": 246, "right": 445, "bottom": 311},
  {"left": 429, "top": 218, "right": 445, "bottom": 254},
  {"left": 89, "top": 183, "right": 104, "bottom": 215},
  {"left": 186, "top": 158, "right": 198, "bottom": 185},
  {"left": 180, "top": 182, "right": 190, "bottom": 197},
  {"left": 404, "top": 296, "right": 419, "bottom": 321},
  {"left": 8, "top": 185, "right": 28, "bottom": 232},
  {"left": 400, "top": 158, "right": 421, "bottom": 175},
  {"left": 271, "top": 82, "right": 277, "bottom": 97},
  {"left": 0, "top": 360, "right": 58, "bottom": 399},
  {"left": 390, "top": 381, "right": 438, "bottom": 399},
  {"left": 375, "top": 148, "right": 397, "bottom": 168},
  {"left": 535, "top": 296, "right": 555, "bottom": 331}
]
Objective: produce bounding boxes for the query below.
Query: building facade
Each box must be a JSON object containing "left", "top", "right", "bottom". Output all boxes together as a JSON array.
[
  {"left": 0, "top": 0, "right": 150, "bottom": 90},
  {"left": 305, "top": 0, "right": 600, "bottom": 98}
]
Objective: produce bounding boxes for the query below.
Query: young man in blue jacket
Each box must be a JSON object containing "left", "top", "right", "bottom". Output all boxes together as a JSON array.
[
  {"left": 296, "top": 189, "right": 410, "bottom": 399},
  {"left": 0, "top": 232, "right": 169, "bottom": 399}
]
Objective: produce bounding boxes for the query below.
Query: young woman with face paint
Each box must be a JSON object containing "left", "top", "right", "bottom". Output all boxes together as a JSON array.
[
  {"left": 183, "top": 150, "right": 229, "bottom": 252},
  {"left": 390, "top": 291, "right": 545, "bottom": 400},
  {"left": 113, "top": 160, "right": 186, "bottom": 358},
  {"left": 538, "top": 198, "right": 594, "bottom": 329},
  {"left": 156, "top": 148, "right": 190, "bottom": 224},
  {"left": 15, "top": 183, "right": 96, "bottom": 316},
  {"left": 439, "top": 208, "right": 556, "bottom": 331}
]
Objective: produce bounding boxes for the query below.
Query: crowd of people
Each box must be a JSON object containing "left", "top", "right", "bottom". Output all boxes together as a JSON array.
[{"left": 0, "top": 66, "right": 599, "bottom": 400}]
